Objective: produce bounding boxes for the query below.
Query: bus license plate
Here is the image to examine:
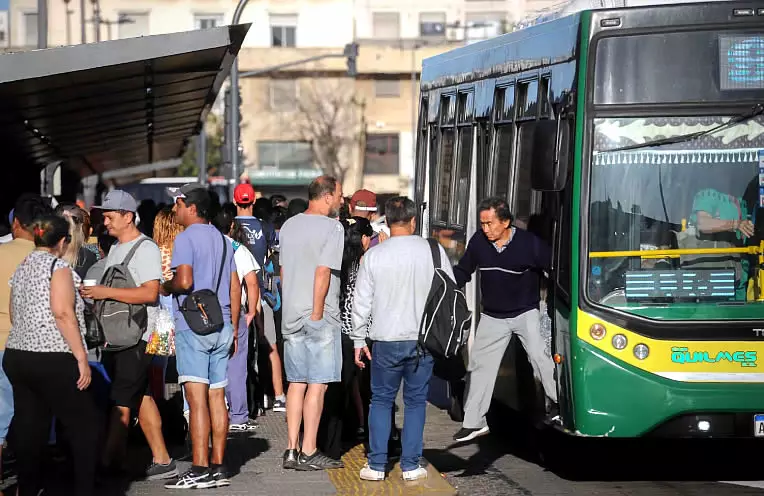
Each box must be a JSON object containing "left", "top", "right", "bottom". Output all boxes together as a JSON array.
[{"left": 755, "top": 415, "right": 764, "bottom": 437}]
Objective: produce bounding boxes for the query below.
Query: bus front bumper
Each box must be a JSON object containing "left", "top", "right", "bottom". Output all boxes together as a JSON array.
[{"left": 572, "top": 340, "right": 764, "bottom": 438}]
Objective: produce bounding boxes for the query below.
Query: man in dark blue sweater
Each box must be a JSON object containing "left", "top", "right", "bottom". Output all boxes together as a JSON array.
[{"left": 452, "top": 197, "right": 557, "bottom": 443}]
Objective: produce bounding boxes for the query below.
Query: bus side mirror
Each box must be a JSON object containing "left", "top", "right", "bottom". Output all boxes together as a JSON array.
[{"left": 531, "top": 117, "right": 571, "bottom": 192}]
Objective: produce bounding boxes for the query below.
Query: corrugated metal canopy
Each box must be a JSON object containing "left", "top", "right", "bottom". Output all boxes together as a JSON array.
[{"left": 0, "top": 24, "right": 249, "bottom": 177}]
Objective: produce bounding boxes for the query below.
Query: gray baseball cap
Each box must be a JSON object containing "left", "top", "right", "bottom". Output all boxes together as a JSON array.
[{"left": 93, "top": 190, "right": 139, "bottom": 212}]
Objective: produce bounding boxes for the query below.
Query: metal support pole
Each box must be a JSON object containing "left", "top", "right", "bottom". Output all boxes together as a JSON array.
[
  {"left": 65, "top": 4, "right": 72, "bottom": 46},
  {"left": 411, "top": 46, "right": 417, "bottom": 180},
  {"left": 229, "top": 0, "right": 250, "bottom": 198},
  {"left": 198, "top": 132, "right": 208, "bottom": 186},
  {"left": 37, "top": 0, "right": 48, "bottom": 49},
  {"left": 92, "top": 0, "right": 100, "bottom": 42},
  {"left": 80, "top": 0, "right": 86, "bottom": 43}
]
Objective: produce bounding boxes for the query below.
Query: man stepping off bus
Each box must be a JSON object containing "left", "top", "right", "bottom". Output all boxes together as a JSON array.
[{"left": 452, "top": 197, "right": 557, "bottom": 443}]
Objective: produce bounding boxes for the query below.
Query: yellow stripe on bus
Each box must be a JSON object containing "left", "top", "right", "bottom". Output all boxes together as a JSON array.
[{"left": 577, "top": 310, "right": 764, "bottom": 381}]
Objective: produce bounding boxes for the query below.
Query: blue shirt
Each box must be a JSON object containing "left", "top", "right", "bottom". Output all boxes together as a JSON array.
[{"left": 171, "top": 224, "right": 236, "bottom": 332}]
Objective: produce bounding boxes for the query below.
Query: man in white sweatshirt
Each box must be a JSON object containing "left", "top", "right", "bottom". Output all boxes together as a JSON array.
[{"left": 351, "top": 196, "right": 454, "bottom": 482}]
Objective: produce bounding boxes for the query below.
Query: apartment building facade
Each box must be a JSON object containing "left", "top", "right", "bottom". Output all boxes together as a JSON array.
[{"left": 6, "top": 0, "right": 559, "bottom": 197}]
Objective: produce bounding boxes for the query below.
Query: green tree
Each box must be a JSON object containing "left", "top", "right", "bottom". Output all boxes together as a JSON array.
[{"left": 178, "top": 114, "right": 226, "bottom": 177}]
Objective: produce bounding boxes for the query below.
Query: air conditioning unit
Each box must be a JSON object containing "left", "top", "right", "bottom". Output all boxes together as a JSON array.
[{"left": 420, "top": 22, "right": 445, "bottom": 37}]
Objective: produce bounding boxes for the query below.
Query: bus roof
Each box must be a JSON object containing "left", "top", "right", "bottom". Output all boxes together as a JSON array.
[
  {"left": 421, "top": 0, "right": 750, "bottom": 91},
  {"left": 421, "top": 13, "right": 581, "bottom": 90},
  {"left": 516, "top": 0, "right": 735, "bottom": 28}
]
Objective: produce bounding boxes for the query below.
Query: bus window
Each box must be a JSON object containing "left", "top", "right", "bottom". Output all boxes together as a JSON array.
[
  {"left": 515, "top": 123, "right": 536, "bottom": 220},
  {"left": 540, "top": 76, "right": 552, "bottom": 118},
  {"left": 451, "top": 92, "right": 474, "bottom": 226},
  {"left": 436, "top": 128, "right": 455, "bottom": 223},
  {"left": 501, "top": 85, "right": 515, "bottom": 121},
  {"left": 494, "top": 126, "right": 513, "bottom": 201},
  {"left": 453, "top": 127, "right": 473, "bottom": 225},
  {"left": 517, "top": 80, "right": 539, "bottom": 119}
]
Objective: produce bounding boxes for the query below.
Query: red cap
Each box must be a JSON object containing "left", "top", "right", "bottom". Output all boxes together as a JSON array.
[
  {"left": 350, "top": 189, "right": 377, "bottom": 212},
  {"left": 234, "top": 183, "right": 256, "bottom": 204}
]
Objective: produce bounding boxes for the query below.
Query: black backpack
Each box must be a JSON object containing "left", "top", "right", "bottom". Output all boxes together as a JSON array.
[{"left": 418, "top": 239, "right": 472, "bottom": 360}]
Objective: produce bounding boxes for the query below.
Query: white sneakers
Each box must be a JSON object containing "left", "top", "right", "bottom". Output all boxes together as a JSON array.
[
  {"left": 359, "top": 464, "right": 428, "bottom": 482},
  {"left": 402, "top": 466, "right": 428, "bottom": 481},
  {"left": 359, "top": 464, "right": 385, "bottom": 481}
]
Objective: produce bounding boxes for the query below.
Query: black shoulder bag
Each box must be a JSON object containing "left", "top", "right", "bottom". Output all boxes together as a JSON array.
[{"left": 178, "top": 233, "right": 228, "bottom": 336}]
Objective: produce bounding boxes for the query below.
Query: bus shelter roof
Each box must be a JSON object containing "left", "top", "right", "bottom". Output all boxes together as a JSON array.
[{"left": 0, "top": 24, "right": 249, "bottom": 177}]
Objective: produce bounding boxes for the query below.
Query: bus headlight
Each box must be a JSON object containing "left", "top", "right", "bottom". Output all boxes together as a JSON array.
[
  {"left": 633, "top": 343, "right": 649, "bottom": 360},
  {"left": 611, "top": 334, "right": 627, "bottom": 350},
  {"left": 590, "top": 323, "right": 606, "bottom": 340}
]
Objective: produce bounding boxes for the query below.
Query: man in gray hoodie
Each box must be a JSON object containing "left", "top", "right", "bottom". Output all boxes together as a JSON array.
[{"left": 351, "top": 196, "right": 454, "bottom": 483}]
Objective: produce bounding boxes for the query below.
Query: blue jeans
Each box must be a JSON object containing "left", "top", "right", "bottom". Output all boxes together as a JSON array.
[
  {"left": 0, "top": 351, "right": 13, "bottom": 444},
  {"left": 368, "top": 341, "right": 433, "bottom": 472}
]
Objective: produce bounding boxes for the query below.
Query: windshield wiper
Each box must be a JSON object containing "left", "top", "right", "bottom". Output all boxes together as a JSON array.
[{"left": 602, "top": 103, "right": 764, "bottom": 153}]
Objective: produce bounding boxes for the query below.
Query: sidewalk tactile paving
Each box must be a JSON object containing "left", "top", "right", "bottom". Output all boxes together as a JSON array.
[{"left": 328, "top": 443, "right": 457, "bottom": 496}]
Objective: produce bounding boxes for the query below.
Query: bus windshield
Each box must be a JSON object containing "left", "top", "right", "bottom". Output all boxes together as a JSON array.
[{"left": 587, "top": 115, "right": 764, "bottom": 317}]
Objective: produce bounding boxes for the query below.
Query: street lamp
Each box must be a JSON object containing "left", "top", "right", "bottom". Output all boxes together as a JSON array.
[{"left": 229, "top": 0, "right": 249, "bottom": 196}]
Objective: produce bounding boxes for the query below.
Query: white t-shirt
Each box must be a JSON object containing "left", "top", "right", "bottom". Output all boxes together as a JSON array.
[{"left": 226, "top": 235, "right": 260, "bottom": 307}]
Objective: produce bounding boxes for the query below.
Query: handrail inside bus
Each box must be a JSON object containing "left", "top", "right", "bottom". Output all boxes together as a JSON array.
[{"left": 588, "top": 247, "right": 761, "bottom": 258}]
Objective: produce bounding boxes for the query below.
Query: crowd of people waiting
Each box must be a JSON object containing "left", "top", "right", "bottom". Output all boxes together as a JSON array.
[{"left": 0, "top": 173, "right": 557, "bottom": 494}]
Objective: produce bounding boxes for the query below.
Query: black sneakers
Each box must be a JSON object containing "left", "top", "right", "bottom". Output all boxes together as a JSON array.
[
  {"left": 283, "top": 449, "right": 299, "bottom": 470},
  {"left": 296, "top": 450, "right": 344, "bottom": 471},
  {"left": 208, "top": 465, "right": 230, "bottom": 487},
  {"left": 145, "top": 459, "right": 179, "bottom": 481},
  {"left": 453, "top": 426, "right": 490, "bottom": 443},
  {"left": 164, "top": 467, "right": 214, "bottom": 490},
  {"left": 164, "top": 465, "right": 229, "bottom": 489}
]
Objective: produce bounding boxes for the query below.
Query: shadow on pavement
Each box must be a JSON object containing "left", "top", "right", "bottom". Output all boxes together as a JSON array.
[{"left": 425, "top": 405, "right": 764, "bottom": 485}]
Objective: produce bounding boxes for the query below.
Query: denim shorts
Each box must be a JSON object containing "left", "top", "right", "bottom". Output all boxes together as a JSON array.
[
  {"left": 283, "top": 317, "right": 341, "bottom": 384},
  {"left": 175, "top": 323, "right": 234, "bottom": 389}
]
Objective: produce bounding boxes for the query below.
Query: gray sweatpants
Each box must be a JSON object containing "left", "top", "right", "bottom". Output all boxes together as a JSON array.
[{"left": 462, "top": 309, "right": 557, "bottom": 429}]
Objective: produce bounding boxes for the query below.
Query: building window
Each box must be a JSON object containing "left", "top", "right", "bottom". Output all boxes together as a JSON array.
[
  {"left": 23, "top": 12, "right": 38, "bottom": 47},
  {"left": 374, "top": 80, "right": 400, "bottom": 98},
  {"left": 269, "top": 79, "right": 297, "bottom": 111},
  {"left": 372, "top": 12, "right": 400, "bottom": 39},
  {"left": 270, "top": 14, "right": 297, "bottom": 47},
  {"left": 194, "top": 14, "right": 224, "bottom": 30},
  {"left": 117, "top": 12, "right": 149, "bottom": 39},
  {"left": 464, "top": 12, "right": 506, "bottom": 43},
  {"left": 419, "top": 12, "right": 446, "bottom": 38},
  {"left": 258, "top": 141, "right": 313, "bottom": 170},
  {"left": 364, "top": 134, "right": 399, "bottom": 175}
]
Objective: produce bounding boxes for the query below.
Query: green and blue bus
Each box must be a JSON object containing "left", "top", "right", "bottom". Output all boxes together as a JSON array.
[{"left": 416, "top": 0, "right": 764, "bottom": 438}]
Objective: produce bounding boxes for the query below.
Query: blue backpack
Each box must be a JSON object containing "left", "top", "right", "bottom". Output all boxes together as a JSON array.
[{"left": 261, "top": 229, "right": 281, "bottom": 312}]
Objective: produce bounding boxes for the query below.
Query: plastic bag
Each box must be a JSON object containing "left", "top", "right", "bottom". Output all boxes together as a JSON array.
[
  {"left": 146, "top": 308, "right": 175, "bottom": 356},
  {"left": 539, "top": 301, "right": 553, "bottom": 358}
]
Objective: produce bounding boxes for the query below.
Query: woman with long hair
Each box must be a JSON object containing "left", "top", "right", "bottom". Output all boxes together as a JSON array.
[
  {"left": 150, "top": 207, "right": 185, "bottom": 411},
  {"left": 4, "top": 215, "right": 97, "bottom": 496},
  {"left": 153, "top": 206, "right": 185, "bottom": 286},
  {"left": 318, "top": 216, "right": 374, "bottom": 460},
  {"left": 56, "top": 204, "right": 97, "bottom": 279}
]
